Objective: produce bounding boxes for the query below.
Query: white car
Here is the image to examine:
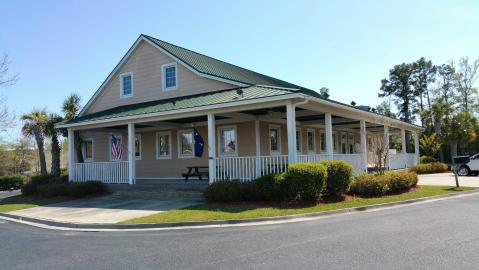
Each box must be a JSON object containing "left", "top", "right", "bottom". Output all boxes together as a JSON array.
[{"left": 455, "top": 154, "right": 479, "bottom": 176}]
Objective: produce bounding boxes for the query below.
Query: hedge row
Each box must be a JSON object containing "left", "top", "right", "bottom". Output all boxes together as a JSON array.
[
  {"left": 419, "top": 156, "right": 436, "bottom": 164},
  {"left": 349, "top": 171, "right": 418, "bottom": 197},
  {"left": 21, "top": 174, "right": 107, "bottom": 198},
  {"left": 0, "top": 174, "right": 28, "bottom": 191},
  {"left": 204, "top": 160, "right": 353, "bottom": 202},
  {"left": 409, "top": 162, "right": 448, "bottom": 174}
]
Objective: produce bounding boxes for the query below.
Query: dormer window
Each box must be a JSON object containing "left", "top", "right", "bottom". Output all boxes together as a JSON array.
[
  {"left": 120, "top": 72, "right": 133, "bottom": 98},
  {"left": 162, "top": 63, "right": 177, "bottom": 91}
]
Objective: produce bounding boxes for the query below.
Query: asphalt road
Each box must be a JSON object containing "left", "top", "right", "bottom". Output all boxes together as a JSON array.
[{"left": 1, "top": 193, "right": 479, "bottom": 270}]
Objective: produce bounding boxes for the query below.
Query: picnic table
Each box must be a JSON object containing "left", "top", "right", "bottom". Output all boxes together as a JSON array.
[{"left": 182, "top": 166, "right": 209, "bottom": 181}]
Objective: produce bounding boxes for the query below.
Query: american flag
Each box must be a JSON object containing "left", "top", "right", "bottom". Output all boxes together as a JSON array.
[{"left": 111, "top": 135, "right": 122, "bottom": 159}]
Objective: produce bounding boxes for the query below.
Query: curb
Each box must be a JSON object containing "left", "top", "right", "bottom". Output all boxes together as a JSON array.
[{"left": 1, "top": 189, "right": 478, "bottom": 231}]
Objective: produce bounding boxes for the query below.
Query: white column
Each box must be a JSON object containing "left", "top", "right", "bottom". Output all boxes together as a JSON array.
[
  {"left": 207, "top": 113, "right": 216, "bottom": 184},
  {"left": 413, "top": 131, "right": 420, "bottom": 165},
  {"left": 128, "top": 123, "right": 136, "bottom": 185},
  {"left": 67, "top": 129, "right": 75, "bottom": 182},
  {"left": 255, "top": 119, "right": 261, "bottom": 177},
  {"left": 384, "top": 125, "right": 390, "bottom": 169},
  {"left": 360, "top": 120, "right": 367, "bottom": 172},
  {"left": 325, "top": 112, "right": 333, "bottom": 160},
  {"left": 401, "top": 129, "right": 407, "bottom": 168},
  {"left": 286, "top": 102, "right": 297, "bottom": 164}
]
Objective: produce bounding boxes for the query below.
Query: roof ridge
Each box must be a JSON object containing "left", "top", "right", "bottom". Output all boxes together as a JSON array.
[{"left": 141, "top": 34, "right": 303, "bottom": 89}]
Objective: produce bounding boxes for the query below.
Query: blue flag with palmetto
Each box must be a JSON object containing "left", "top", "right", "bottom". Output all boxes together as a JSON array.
[{"left": 193, "top": 128, "right": 204, "bottom": 157}]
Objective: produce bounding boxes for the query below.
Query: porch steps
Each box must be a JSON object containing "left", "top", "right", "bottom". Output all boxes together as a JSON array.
[{"left": 106, "top": 179, "right": 207, "bottom": 199}]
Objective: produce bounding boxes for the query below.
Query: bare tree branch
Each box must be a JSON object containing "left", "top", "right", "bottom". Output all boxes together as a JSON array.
[{"left": 0, "top": 53, "right": 19, "bottom": 87}]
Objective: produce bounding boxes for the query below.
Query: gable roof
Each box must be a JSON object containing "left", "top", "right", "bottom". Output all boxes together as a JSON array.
[{"left": 142, "top": 34, "right": 302, "bottom": 89}]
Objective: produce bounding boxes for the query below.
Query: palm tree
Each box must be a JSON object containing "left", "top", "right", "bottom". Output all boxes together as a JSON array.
[
  {"left": 61, "top": 94, "right": 83, "bottom": 163},
  {"left": 22, "top": 110, "right": 48, "bottom": 175},
  {"left": 44, "top": 113, "right": 63, "bottom": 176}
]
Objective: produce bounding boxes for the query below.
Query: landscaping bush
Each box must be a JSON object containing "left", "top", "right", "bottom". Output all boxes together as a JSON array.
[
  {"left": 33, "top": 181, "right": 107, "bottom": 198},
  {"left": 0, "top": 174, "right": 28, "bottom": 191},
  {"left": 203, "top": 180, "right": 248, "bottom": 202},
  {"left": 349, "top": 173, "right": 390, "bottom": 197},
  {"left": 284, "top": 163, "right": 328, "bottom": 200},
  {"left": 319, "top": 160, "right": 354, "bottom": 196},
  {"left": 350, "top": 171, "right": 418, "bottom": 197},
  {"left": 384, "top": 171, "right": 418, "bottom": 193},
  {"left": 250, "top": 173, "right": 287, "bottom": 201},
  {"left": 21, "top": 174, "right": 67, "bottom": 196},
  {"left": 420, "top": 156, "right": 436, "bottom": 164},
  {"left": 409, "top": 162, "right": 448, "bottom": 174}
]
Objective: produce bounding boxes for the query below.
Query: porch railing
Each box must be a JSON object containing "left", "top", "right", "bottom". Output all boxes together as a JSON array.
[
  {"left": 333, "top": 154, "right": 364, "bottom": 175},
  {"left": 72, "top": 161, "right": 129, "bottom": 184},
  {"left": 297, "top": 154, "right": 329, "bottom": 163},
  {"left": 389, "top": 153, "right": 417, "bottom": 170},
  {"left": 215, "top": 155, "right": 288, "bottom": 181}
]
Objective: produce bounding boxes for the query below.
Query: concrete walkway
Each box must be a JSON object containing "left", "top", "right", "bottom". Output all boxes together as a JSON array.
[
  {"left": 418, "top": 172, "right": 479, "bottom": 187},
  {"left": 10, "top": 195, "right": 203, "bottom": 224},
  {"left": 0, "top": 190, "right": 21, "bottom": 200}
]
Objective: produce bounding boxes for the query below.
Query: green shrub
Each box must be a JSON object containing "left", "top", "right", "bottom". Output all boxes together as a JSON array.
[
  {"left": 319, "top": 160, "right": 354, "bottom": 196},
  {"left": 0, "top": 174, "right": 28, "bottom": 191},
  {"left": 385, "top": 171, "right": 418, "bottom": 193},
  {"left": 35, "top": 181, "right": 107, "bottom": 198},
  {"left": 410, "top": 162, "right": 448, "bottom": 174},
  {"left": 250, "top": 173, "right": 287, "bottom": 201},
  {"left": 203, "top": 180, "right": 248, "bottom": 202},
  {"left": 284, "top": 163, "right": 328, "bottom": 200},
  {"left": 349, "top": 173, "right": 390, "bottom": 197},
  {"left": 21, "top": 182, "right": 38, "bottom": 196},
  {"left": 420, "top": 156, "right": 436, "bottom": 164}
]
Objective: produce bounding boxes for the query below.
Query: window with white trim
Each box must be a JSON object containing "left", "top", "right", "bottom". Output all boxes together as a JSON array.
[
  {"left": 333, "top": 132, "right": 338, "bottom": 152},
  {"left": 296, "top": 128, "right": 302, "bottom": 153},
  {"left": 341, "top": 132, "right": 348, "bottom": 154},
  {"left": 120, "top": 72, "right": 133, "bottom": 98},
  {"left": 156, "top": 131, "right": 171, "bottom": 159},
  {"left": 178, "top": 130, "right": 194, "bottom": 158},
  {"left": 348, "top": 133, "right": 355, "bottom": 154},
  {"left": 307, "top": 129, "right": 316, "bottom": 153},
  {"left": 135, "top": 134, "right": 141, "bottom": 160},
  {"left": 320, "top": 131, "right": 326, "bottom": 152},
  {"left": 162, "top": 63, "right": 177, "bottom": 91},
  {"left": 81, "top": 139, "right": 93, "bottom": 162},
  {"left": 219, "top": 126, "right": 237, "bottom": 156},
  {"left": 269, "top": 126, "right": 281, "bottom": 154}
]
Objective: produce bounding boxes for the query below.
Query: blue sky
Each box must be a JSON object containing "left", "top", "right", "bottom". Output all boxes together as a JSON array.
[{"left": 1, "top": 0, "right": 478, "bottom": 141}]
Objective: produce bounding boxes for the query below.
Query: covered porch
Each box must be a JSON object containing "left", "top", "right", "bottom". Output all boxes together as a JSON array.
[{"left": 64, "top": 95, "right": 421, "bottom": 185}]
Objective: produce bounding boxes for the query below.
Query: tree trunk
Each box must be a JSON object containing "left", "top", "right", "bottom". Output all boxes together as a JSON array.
[
  {"left": 450, "top": 141, "right": 458, "bottom": 160},
  {"left": 50, "top": 134, "right": 61, "bottom": 176},
  {"left": 34, "top": 128, "right": 47, "bottom": 175}
]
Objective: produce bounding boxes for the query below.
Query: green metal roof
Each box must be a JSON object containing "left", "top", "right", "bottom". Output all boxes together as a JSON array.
[
  {"left": 65, "top": 86, "right": 295, "bottom": 125},
  {"left": 143, "top": 34, "right": 302, "bottom": 89}
]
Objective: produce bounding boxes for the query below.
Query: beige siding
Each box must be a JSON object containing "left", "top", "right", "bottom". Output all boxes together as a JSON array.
[{"left": 85, "top": 41, "right": 235, "bottom": 114}]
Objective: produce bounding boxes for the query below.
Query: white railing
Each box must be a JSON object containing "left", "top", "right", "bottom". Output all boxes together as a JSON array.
[
  {"left": 215, "top": 155, "right": 288, "bottom": 181},
  {"left": 333, "top": 154, "right": 364, "bottom": 174},
  {"left": 72, "top": 161, "right": 129, "bottom": 184},
  {"left": 405, "top": 153, "right": 416, "bottom": 167},
  {"left": 297, "top": 154, "right": 329, "bottom": 163},
  {"left": 389, "top": 154, "right": 406, "bottom": 170}
]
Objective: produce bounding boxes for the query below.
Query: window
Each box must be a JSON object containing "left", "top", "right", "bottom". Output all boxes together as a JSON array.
[
  {"left": 178, "top": 130, "right": 194, "bottom": 158},
  {"left": 135, "top": 134, "right": 141, "bottom": 160},
  {"left": 348, "top": 133, "right": 355, "bottom": 154},
  {"left": 156, "top": 131, "right": 171, "bottom": 159},
  {"left": 109, "top": 134, "right": 123, "bottom": 161},
  {"left": 333, "top": 132, "right": 338, "bottom": 152},
  {"left": 162, "top": 63, "right": 177, "bottom": 91},
  {"left": 120, "top": 72, "right": 133, "bottom": 98},
  {"left": 341, "top": 132, "right": 348, "bottom": 154},
  {"left": 320, "top": 131, "right": 326, "bottom": 152},
  {"left": 219, "top": 126, "right": 237, "bottom": 156},
  {"left": 269, "top": 125, "right": 281, "bottom": 154},
  {"left": 307, "top": 129, "right": 316, "bottom": 153},
  {"left": 296, "top": 128, "right": 302, "bottom": 153},
  {"left": 81, "top": 139, "right": 93, "bottom": 162}
]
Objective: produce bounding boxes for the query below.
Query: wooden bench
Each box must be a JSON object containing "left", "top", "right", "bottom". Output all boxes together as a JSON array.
[{"left": 182, "top": 166, "right": 209, "bottom": 181}]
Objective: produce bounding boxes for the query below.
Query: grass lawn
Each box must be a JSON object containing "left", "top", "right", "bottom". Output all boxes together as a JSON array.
[
  {"left": 121, "top": 186, "right": 476, "bottom": 224},
  {"left": 0, "top": 195, "right": 69, "bottom": 213}
]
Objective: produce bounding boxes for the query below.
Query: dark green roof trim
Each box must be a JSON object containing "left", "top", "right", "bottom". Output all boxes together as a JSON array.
[{"left": 65, "top": 86, "right": 295, "bottom": 125}]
